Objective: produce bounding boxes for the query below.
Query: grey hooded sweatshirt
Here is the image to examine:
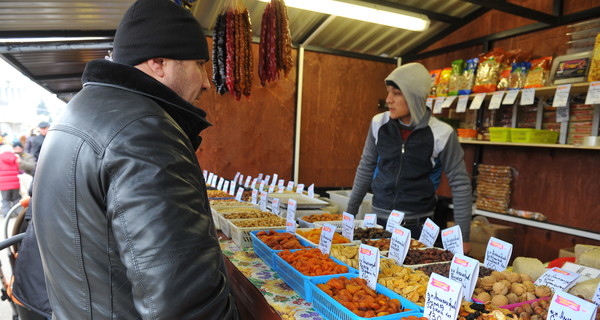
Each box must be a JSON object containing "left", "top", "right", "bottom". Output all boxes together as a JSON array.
[{"left": 347, "top": 63, "right": 473, "bottom": 241}]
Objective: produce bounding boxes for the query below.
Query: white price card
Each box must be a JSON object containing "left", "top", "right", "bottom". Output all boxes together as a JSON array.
[
  {"left": 207, "top": 172, "right": 214, "bottom": 185},
  {"left": 441, "top": 225, "right": 463, "bottom": 255},
  {"left": 385, "top": 210, "right": 405, "bottom": 233},
  {"left": 260, "top": 191, "right": 268, "bottom": 211},
  {"left": 358, "top": 244, "right": 380, "bottom": 290},
  {"left": 318, "top": 223, "right": 337, "bottom": 255},
  {"left": 277, "top": 179, "right": 284, "bottom": 191},
  {"left": 257, "top": 173, "right": 264, "bottom": 183},
  {"left": 286, "top": 199, "right": 297, "bottom": 234},
  {"left": 203, "top": 170, "right": 208, "bottom": 181},
  {"left": 286, "top": 181, "right": 294, "bottom": 191},
  {"left": 259, "top": 182, "right": 265, "bottom": 192},
  {"left": 268, "top": 184, "right": 275, "bottom": 193},
  {"left": 535, "top": 267, "right": 580, "bottom": 292},
  {"left": 223, "top": 181, "right": 229, "bottom": 193},
  {"left": 585, "top": 81, "right": 600, "bottom": 104},
  {"left": 423, "top": 273, "right": 463, "bottom": 320},
  {"left": 520, "top": 88, "right": 536, "bottom": 105},
  {"left": 251, "top": 178, "right": 258, "bottom": 190},
  {"left": 418, "top": 218, "right": 440, "bottom": 247},
  {"left": 433, "top": 97, "right": 445, "bottom": 114},
  {"left": 342, "top": 212, "right": 355, "bottom": 242},
  {"left": 210, "top": 175, "right": 218, "bottom": 188},
  {"left": 238, "top": 174, "right": 244, "bottom": 185},
  {"left": 233, "top": 172, "right": 240, "bottom": 184},
  {"left": 217, "top": 177, "right": 224, "bottom": 191},
  {"left": 364, "top": 214, "right": 377, "bottom": 228},
  {"left": 469, "top": 93, "right": 486, "bottom": 110},
  {"left": 483, "top": 237, "right": 513, "bottom": 271},
  {"left": 271, "top": 174, "right": 278, "bottom": 187},
  {"left": 548, "top": 290, "right": 597, "bottom": 320},
  {"left": 235, "top": 187, "right": 244, "bottom": 202},
  {"left": 389, "top": 226, "right": 411, "bottom": 265},
  {"left": 251, "top": 189, "right": 258, "bottom": 205},
  {"left": 593, "top": 282, "right": 600, "bottom": 306},
  {"left": 562, "top": 262, "right": 600, "bottom": 283},
  {"left": 489, "top": 91, "right": 505, "bottom": 110},
  {"left": 557, "top": 106, "right": 570, "bottom": 123},
  {"left": 456, "top": 95, "right": 469, "bottom": 113},
  {"left": 553, "top": 84, "right": 572, "bottom": 107},
  {"left": 426, "top": 97, "right": 434, "bottom": 109},
  {"left": 271, "top": 198, "right": 280, "bottom": 216},
  {"left": 503, "top": 89, "right": 519, "bottom": 105},
  {"left": 244, "top": 176, "right": 252, "bottom": 188},
  {"left": 229, "top": 181, "right": 236, "bottom": 195},
  {"left": 263, "top": 175, "right": 271, "bottom": 186},
  {"left": 441, "top": 95, "right": 456, "bottom": 109},
  {"left": 296, "top": 184, "right": 305, "bottom": 194},
  {"left": 449, "top": 254, "right": 480, "bottom": 301},
  {"left": 308, "top": 184, "right": 315, "bottom": 198}
]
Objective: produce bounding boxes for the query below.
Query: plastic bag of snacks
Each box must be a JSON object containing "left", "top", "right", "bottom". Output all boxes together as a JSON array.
[
  {"left": 448, "top": 59, "right": 465, "bottom": 96},
  {"left": 435, "top": 67, "right": 452, "bottom": 96},
  {"left": 497, "top": 49, "right": 532, "bottom": 90},
  {"left": 473, "top": 48, "right": 506, "bottom": 93},
  {"left": 458, "top": 58, "right": 479, "bottom": 95},
  {"left": 429, "top": 69, "right": 442, "bottom": 97},
  {"left": 508, "top": 62, "right": 530, "bottom": 90},
  {"left": 524, "top": 56, "right": 553, "bottom": 88}
]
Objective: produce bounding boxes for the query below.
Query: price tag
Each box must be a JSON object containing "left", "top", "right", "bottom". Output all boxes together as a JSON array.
[
  {"left": 229, "top": 181, "right": 236, "bottom": 195},
  {"left": 260, "top": 191, "right": 268, "bottom": 211},
  {"left": 271, "top": 174, "right": 278, "bottom": 187},
  {"left": 286, "top": 181, "right": 294, "bottom": 191},
  {"left": 342, "top": 212, "right": 355, "bottom": 242},
  {"left": 263, "top": 175, "right": 271, "bottom": 186},
  {"left": 441, "top": 225, "right": 463, "bottom": 255},
  {"left": 426, "top": 97, "right": 434, "bottom": 109},
  {"left": 418, "top": 218, "right": 440, "bottom": 247},
  {"left": 223, "top": 181, "right": 229, "bottom": 193},
  {"left": 385, "top": 210, "right": 404, "bottom": 233},
  {"left": 251, "top": 189, "right": 258, "bottom": 205},
  {"left": 296, "top": 184, "right": 305, "bottom": 194},
  {"left": 210, "top": 175, "right": 218, "bottom": 188},
  {"left": 389, "top": 226, "right": 411, "bottom": 265},
  {"left": 503, "top": 90, "right": 519, "bottom": 105},
  {"left": 593, "top": 282, "right": 600, "bottom": 306},
  {"left": 358, "top": 244, "right": 380, "bottom": 290},
  {"left": 433, "top": 97, "right": 445, "bottom": 114},
  {"left": 286, "top": 199, "right": 297, "bottom": 234},
  {"left": 469, "top": 93, "right": 486, "bottom": 110},
  {"left": 244, "top": 176, "right": 251, "bottom": 188},
  {"left": 553, "top": 84, "right": 572, "bottom": 107},
  {"left": 489, "top": 91, "right": 505, "bottom": 110},
  {"left": 217, "top": 177, "right": 224, "bottom": 191},
  {"left": 268, "top": 184, "right": 275, "bottom": 193},
  {"left": 308, "top": 184, "right": 315, "bottom": 198},
  {"left": 207, "top": 172, "right": 214, "bottom": 185},
  {"left": 233, "top": 172, "right": 240, "bottom": 184},
  {"left": 238, "top": 174, "right": 244, "bottom": 185},
  {"left": 364, "top": 214, "right": 377, "bottom": 228},
  {"left": 251, "top": 178, "right": 258, "bottom": 190},
  {"left": 318, "top": 223, "right": 337, "bottom": 255},
  {"left": 585, "top": 81, "right": 600, "bottom": 104},
  {"left": 456, "top": 95, "right": 469, "bottom": 113},
  {"left": 483, "top": 237, "right": 513, "bottom": 271},
  {"left": 449, "top": 254, "right": 480, "bottom": 301},
  {"left": 257, "top": 173, "right": 264, "bottom": 183},
  {"left": 203, "top": 170, "right": 208, "bottom": 181},
  {"left": 259, "top": 182, "right": 265, "bottom": 192},
  {"left": 277, "top": 179, "right": 284, "bottom": 191},
  {"left": 520, "top": 88, "right": 536, "bottom": 105},
  {"left": 423, "top": 273, "right": 463, "bottom": 320},
  {"left": 548, "top": 290, "right": 597, "bottom": 320},
  {"left": 271, "top": 198, "right": 280, "bottom": 216},
  {"left": 561, "top": 262, "right": 600, "bottom": 283},
  {"left": 441, "top": 95, "right": 456, "bottom": 109},
  {"left": 557, "top": 106, "right": 570, "bottom": 123},
  {"left": 235, "top": 187, "right": 244, "bottom": 202},
  {"left": 535, "top": 267, "right": 580, "bottom": 292}
]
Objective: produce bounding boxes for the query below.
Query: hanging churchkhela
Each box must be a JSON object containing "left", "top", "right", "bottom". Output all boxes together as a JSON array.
[
  {"left": 258, "top": 0, "right": 293, "bottom": 86},
  {"left": 212, "top": 0, "right": 253, "bottom": 100}
]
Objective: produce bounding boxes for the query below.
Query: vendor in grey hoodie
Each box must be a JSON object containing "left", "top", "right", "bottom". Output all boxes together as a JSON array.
[{"left": 347, "top": 62, "right": 472, "bottom": 253}]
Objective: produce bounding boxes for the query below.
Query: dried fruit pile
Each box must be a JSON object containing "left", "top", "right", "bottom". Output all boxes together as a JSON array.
[
  {"left": 256, "top": 230, "right": 306, "bottom": 250},
  {"left": 258, "top": 0, "right": 293, "bottom": 85},
  {"left": 277, "top": 248, "right": 348, "bottom": 276}
]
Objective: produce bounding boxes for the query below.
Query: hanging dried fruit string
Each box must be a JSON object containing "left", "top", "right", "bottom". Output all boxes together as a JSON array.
[
  {"left": 258, "top": 0, "right": 293, "bottom": 86},
  {"left": 212, "top": 0, "right": 253, "bottom": 100}
]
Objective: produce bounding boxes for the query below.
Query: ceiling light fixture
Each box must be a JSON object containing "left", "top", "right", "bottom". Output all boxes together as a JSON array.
[{"left": 258, "top": 0, "right": 429, "bottom": 31}]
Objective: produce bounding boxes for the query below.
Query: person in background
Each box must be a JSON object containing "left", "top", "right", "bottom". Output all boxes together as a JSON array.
[
  {"left": 29, "top": 121, "right": 49, "bottom": 161},
  {"left": 31, "top": 0, "right": 238, "bottom": 319},
  {"left": 13, "top": 142, "right": 36, "bottom": 176},
  {"left": 347, "top": 63, "right": 473, "bottom": 253},
  {"left": 0, "top": 144, "right": 20, "bottom": 216}
]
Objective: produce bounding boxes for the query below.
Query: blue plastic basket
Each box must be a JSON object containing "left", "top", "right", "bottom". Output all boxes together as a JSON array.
[
  {"left": 273, "top": 249, "right": 357, "bottom": 302},
  {"left": 309, "top": 274, "right": 423, "bottom": 320},
  {"left": 250, "top": 230, "right": 314, "bottom": 271}
]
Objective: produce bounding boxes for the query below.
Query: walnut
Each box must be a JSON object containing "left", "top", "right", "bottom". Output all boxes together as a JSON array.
[
  {"left": 511, "top": 283, "right": 526, "bottom": 296},
  {"left": 491, "top": 294, "right": 509, "bottom": 306},
  {"left": 492, "top": 281, "right": 509, "bottom": 296},
  {"left": 506, "top": 292, "right": 519, "bottom": 304},
  {"left": 522, "top": 280, "right": 536, "bottom": 292},
  {"left": 535, "top": 285, "right": 552, "bottom": 298},
  {"left": 477, "top": 291, "right": 492, "bottom": 303},
  {"left": 520, "top": 292, "right": 537, "bottom": 302},
  {"left": 473, "top": 287, "right": 484, "bottom": 295},
  {"left": 480, "top": 276, "right": 496, "bottom": 290},
  {"left": 492, "top": 270, "right": 506, "bottom": 281},
  {"left": 506, "top": 272, "right": 522, "bottom": 283},
  {"left": 520, "top": 273, "right": 533, "bottom": 282}
]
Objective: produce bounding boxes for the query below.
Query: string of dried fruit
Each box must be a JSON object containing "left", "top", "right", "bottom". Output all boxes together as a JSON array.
[
  {"left": 277, "top": 0, "right": 293, "bottom": 75},
  {"left": 258, "top": 4, "right": 270, "bottom": 85},
  {"left": 225, "top": 11, "right": 236, "bottom": 95},
  {"left": 242, "top": 10, "right": 252, "bottom": 97},
  {"left": 233, "top": 10, "right": 242, "bottom": 100},
  {"left": 258, "top": 0, "right": 292, "bottom": 85},
  {"left": 212, "top": 13, "right": 228, "bottom": 95}
]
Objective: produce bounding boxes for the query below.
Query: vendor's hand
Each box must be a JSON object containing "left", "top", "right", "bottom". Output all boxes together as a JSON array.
[{"left": 463, "top": 241, "right": 472, "bottom": 255}]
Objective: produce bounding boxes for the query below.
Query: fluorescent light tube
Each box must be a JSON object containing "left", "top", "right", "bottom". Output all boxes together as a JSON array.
[{"left": 258, "top": 0, "right": 429, "bottom": 31}]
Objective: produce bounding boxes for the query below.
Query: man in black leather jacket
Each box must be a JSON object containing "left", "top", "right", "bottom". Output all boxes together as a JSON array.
[{"left": 31, "top": 0, "right": 238, "bottom": 318}]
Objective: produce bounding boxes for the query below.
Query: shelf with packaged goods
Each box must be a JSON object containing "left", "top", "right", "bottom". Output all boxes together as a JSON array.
[
  {"left": 458, "top": 139, "right": 600, "bottom": 150},
  {"left": 432, "top": 82, "right": 593, "bottom": 101}
]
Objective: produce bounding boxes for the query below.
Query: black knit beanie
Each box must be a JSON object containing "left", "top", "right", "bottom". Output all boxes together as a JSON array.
[{"left": 112, "top": 0, "right": 209, "bottom": 66}]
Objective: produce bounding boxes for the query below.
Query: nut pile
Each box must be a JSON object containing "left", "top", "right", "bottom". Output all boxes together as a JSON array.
[
  {"left": 473, "top": 270, "right": 553, "bottom": 307},
  {"left": 230, "top": 216, "right": 286, "bottom": 228},
  {"left": 512, "top": 299, "right": 549, "bottom": 320},
  {"left": 415, "top": 262, "right": 494, "bottom": 278},
  {"left": 403, "top": 248, "right": 453, "bottom": 265},
  {"left": 223, "top": 211, "right": 274, "bottom": 220}
]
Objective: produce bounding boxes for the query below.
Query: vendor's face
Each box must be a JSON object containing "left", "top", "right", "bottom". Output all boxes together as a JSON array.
[
  {"left": 164, "top": 59, "right": 211, "bottom": 104},
  {"left": 386, "top": 85, "right": 411, "bottom": 123}
]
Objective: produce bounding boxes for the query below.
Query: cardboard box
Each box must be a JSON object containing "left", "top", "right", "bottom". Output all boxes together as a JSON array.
[{"left": 559, "top": 247, "right": 576, "bottom": 258}]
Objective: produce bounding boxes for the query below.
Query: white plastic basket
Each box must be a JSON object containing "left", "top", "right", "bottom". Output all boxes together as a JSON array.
[{"left": 230, "top": 223, "right": 287, "bottom": 248}]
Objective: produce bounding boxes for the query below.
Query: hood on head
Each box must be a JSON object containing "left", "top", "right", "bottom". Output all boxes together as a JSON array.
[{"left": 385, "top": 63, "right": 431, "bottom": 128}]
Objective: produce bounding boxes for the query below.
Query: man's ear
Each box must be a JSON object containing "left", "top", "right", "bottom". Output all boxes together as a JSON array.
[{"left": 146, "top": 58, "right": 166, "bottom": 78}]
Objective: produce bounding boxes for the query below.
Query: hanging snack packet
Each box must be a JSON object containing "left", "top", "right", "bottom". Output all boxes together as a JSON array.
[
  {"left": 508, "top": 62, "right": 530, "bottom": 89},
  {"left": 524, "top": 56, "right": 552, "bottom": 88},
  {"left": 436, "top": 67, "right": 452, "bottom": 97},
  {"left": 448, "top": 59, "right": 465, "bottom": 96},
  {"left": 473, "top": 48, "right": 506, "bottom": 93},
  {"left": 458, "top": 58, "right": 479, "bottom": 95},
  {"left": 429, "top": 69, "right": 442, "bottom": 97}
]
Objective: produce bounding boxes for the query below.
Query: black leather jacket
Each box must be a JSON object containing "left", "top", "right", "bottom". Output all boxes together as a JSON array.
[{"left": 32, "top": 59, "right": 237, "bottom": 320}]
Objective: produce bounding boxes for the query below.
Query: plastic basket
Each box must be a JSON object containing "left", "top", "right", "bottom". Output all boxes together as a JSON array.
[
  {"left": 229, "top": 221, "right": 287, "bottom": 248},
  {"left": 511, "top": 128, "right": 558, "bottom": 144},
  {"left": 309, "top": 274, "right": 423, "bottom": 320},
  {"left": 273, "top": 250, "right": 357, "bottom": 302},
  {"left": 250, "top": 230, "right": 314, "bottom": 271},
  {"left": 488, "top": 127, "right": 512, "bottom": 142}
]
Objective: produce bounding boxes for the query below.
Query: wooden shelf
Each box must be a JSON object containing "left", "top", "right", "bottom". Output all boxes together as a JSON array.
[{"left": 459, "top": 140, "right": 600, "bottom": 150}]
